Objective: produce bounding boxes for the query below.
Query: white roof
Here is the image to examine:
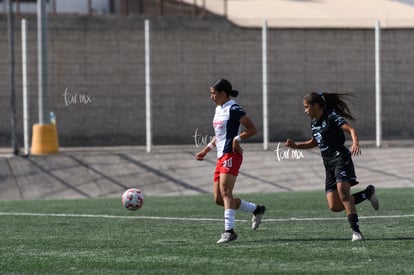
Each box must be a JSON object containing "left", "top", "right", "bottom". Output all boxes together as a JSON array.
[{"left": 184, "top": 0, "right": 414, "bottom": 28}]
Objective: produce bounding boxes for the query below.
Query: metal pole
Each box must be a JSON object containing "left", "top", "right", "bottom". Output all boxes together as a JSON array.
[
  {"left": 262, "top": 20, "right": 269, "bottom": 150},
  {"left": 37, "top": 0, "right": 49, "bottom": 125},
  {"left": 145, "top": 19, "right": 152, "bottom": 153},
  {"left": 375, "top": 20, "right": 382, "bottom": 147},
  {"left": 6, "top": 0, "right": 19, "bottom": 155},
  {"left": 22, "top": 18, "right": 30, "bottom": 156},
  {"left": 88, "top": 0, "right": 92, "bottom": 16}
]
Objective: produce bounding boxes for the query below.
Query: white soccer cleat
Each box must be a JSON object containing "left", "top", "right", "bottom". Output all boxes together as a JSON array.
[
  {"left": 352, "top": 231, "right": 364, "bottom": 242},
  {"left": 366, "top": 185, "right": 379, "bottom": 210},
  {"left": 216, "top": 231, "right": 238, "bottom": 244},
  {"left": 252, "top": 205, "right": 266, "bottom": 230}
]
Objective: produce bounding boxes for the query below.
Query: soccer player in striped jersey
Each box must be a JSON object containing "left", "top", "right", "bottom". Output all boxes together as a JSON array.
[
  {"left": 286, "top": 92, "right": 379, "bottom": 241},
  {"left": 196, "top": 79, "right": 266, "bottom": 244}
]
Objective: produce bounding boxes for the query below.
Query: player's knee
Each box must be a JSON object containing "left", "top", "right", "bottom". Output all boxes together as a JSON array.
[
  {"left": 220, "top": 189, "right": 232, "bottom": 199},
  {"left": 329, "top": 206, "right": 343, "bottom": 212},
  {"left": 328, "top": 201, "right": 344, "bottom": 212},
  {"left": 214, "top": 197, "right": 224, "bottom": 206},
  {"left": 213, "top": 193, "right": 223, "bottom": 206},
  {"left": 339, "top": 193, "right": 351, "bottom": 203}
]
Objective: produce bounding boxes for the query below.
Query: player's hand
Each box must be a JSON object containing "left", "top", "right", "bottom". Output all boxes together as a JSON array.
[
  {"left": 195, "top": 151, "right": 207, "bottom": 161},
  {"left": 285, "top": 139, "right": 296, "bottom": 148},
  {"left": 232, "top": 139, "right": 243, "bottom": 154},
  {"left": 350, "top": 144, "right": 361, "bottom": 156}
]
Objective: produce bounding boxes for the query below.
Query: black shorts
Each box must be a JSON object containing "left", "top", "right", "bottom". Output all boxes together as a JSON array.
[{"left": 322, "top": 150, "right": 358, "bottom": 193}]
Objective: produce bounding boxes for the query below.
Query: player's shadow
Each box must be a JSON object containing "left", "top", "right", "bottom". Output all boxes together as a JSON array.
[
  {"left": 363, "top": 237, "right": 414, "bottom": 241},
  {"left": 262, "top": 236, "right": 414, "bottom": 243},
  {"left": 266, "top": 237, "right": 351, "bottom": 242}
]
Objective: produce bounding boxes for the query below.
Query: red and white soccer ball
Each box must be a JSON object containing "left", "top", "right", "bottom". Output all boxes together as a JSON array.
[{"left": 122, "top": 188, "right": 144, "bottom": 210}]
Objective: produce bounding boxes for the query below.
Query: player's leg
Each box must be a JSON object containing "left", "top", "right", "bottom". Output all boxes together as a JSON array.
[
  {"left": 325, "top": 161, "right": 343, "bottom": 212},
  {"left": 331, "top": 153, "right": 364, "bottom": 241},
  {"left": 326, "top": 185, "right": 362, "bottom": 241},
  {"left": 218, "top": 187, "right": 266, "bottom": 230},
  {"left": 213, "top": 160, "right": 224, "bottom": 207},
  {"left": 219, "top": 173, "right": 237, "bottom": 210},
  {"left": 352, "top": 185, "right": 379, "bottom": 210},
  {"left": 325, "top": 174, "right": 346, "bottom": 212},
  {"left": 235, "top": 197, "right": 266, "bottom": 230},
  {"left": 337, "top": 182, "right": 357, "bottom": 215},
  {"left": 214, "top": 182, "right": 265, "bottom": 227},
  {"left": 342, "top": 155, "right": 379, "bottom": 210},
  {"left": 326, "top": 190, "right": 346, "bottom": 212},
  {"left": 213, "top": 181, "right": 224, "bottom": 206},
  {"left": 326, "top": 188, "right": 375, "bottom": 212},
  {"left": 227, "top": 152, "right": 266, "bottom": 229},
  {"left": 337, "top": 182, "right": 363, "bottom": 241},
  {"left": 216, "top": 173, "right": 238, "bottom": 244}
]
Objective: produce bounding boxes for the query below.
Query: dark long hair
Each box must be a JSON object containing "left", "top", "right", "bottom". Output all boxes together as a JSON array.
[
  {"left": 211, "top": 78, "right": 239, "bottom": 97},
  {"left": 304, "top": 92, "right": 356, "bottom": 120}
]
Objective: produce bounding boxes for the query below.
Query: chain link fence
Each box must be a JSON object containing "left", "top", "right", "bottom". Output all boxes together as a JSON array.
[{"left": 1, "top": 11, "right": 414, "bottom": 149}]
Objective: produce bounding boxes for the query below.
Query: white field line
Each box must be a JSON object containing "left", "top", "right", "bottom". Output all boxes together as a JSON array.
[{"left": 0, "top": 212, "right": 413, "bottom": 223}]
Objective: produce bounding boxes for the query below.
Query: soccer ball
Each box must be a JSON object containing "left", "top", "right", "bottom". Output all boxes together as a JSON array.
[{"left": 121, "top": 188, "right": 144, "bottom": 210}]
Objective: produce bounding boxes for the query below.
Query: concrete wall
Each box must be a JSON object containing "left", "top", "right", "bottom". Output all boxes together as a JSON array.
[{"left": 1, "top": 16, "right": 413, "bottom": 147}]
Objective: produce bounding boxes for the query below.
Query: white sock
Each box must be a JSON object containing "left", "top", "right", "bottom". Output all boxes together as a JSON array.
[
  {"left": 238, "top": 199, "right": 257, "bottom": 213},
  {"left": 224, "top": 209, "right": 236, "bottom": 231}
]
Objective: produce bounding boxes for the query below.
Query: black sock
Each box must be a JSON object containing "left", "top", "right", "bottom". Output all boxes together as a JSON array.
[
  {"left": 225, "top": 229, "right": 235, "bottom": 234},
  {"left": 348, "top": 213, "right": 361, "bottom": 233},
  {"left": 352, "top": 190, "right": 367, "bottom": 205}
]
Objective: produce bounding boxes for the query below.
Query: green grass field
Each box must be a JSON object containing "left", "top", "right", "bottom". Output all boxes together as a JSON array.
[{"left": 0, "top": 188, "right": 413, "bottom": 274}]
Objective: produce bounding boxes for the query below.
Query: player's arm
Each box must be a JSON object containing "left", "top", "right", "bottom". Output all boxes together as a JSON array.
[
  {"left": 341, "top": 123, "right": 361, "bottom": 156},
  {"left": 232, "top": 115, "right": 257, "bottom": 153},
  {"left": 238, "top": 115, "right": 257, "bottom": 140},
  {"left": 285, "top": 137, "right": 317, "bottom": 150},
  {"left": 195, "top": 136, "right": 216, "bottom": 161}
]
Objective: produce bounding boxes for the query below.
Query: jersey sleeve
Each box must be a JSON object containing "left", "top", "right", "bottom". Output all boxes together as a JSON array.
[
  {"left": 230, "top": 104, "right": 246, "bottom": 121},
  {"left": 329, "top": 110, "right": 347, "bottom": 127}
]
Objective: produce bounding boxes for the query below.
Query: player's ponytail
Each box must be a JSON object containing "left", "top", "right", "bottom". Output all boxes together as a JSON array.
[
  {"left": 211, "top": 78, "right": 239, "bottom": 97},
  {"left": 230, "top": 90, "right": 239, "bottom": 97},
  {"left": 305, "top": 91, "right": 356, "bottom": 120}
]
